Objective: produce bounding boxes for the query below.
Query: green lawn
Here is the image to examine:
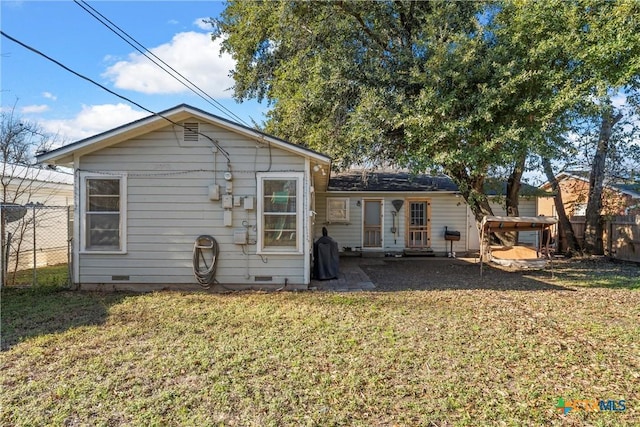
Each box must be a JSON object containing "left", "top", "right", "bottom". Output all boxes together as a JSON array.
[
  {"left": 1, "top": 264, "right": 638, "bottom": 426},
  {"left": 6, "top": 263, "right": 70, "bottom": 288}
]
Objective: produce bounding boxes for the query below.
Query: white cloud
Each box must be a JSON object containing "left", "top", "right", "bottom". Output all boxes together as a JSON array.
[
  {"left": 194, "top": 17, "right": 213, "bottom": 31},
  {"left": 21, "top": 104, "right": 49, "bottom": 114},
  {"left": 612, "top": 92, "right": 627, "bottom": 109},
  {"left": 42, "top": 92, "right": 57, "bottom": 101},
  {"left": 103, "top": 54, "right": 118, "bottom": 63},
  {"left": 102, "top": 32, "right": 234, "bottom": 97},
  {"left": 40, "top": 103, "right": 148, "bottom": 143}
]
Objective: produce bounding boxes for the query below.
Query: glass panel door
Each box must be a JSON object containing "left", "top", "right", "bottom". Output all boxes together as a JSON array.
[
  {"left": 406, "top": 200, "right": 430, "bottom": 248},
  {"left": 363, "top": 200, "right": 382, "bottom": 247}
]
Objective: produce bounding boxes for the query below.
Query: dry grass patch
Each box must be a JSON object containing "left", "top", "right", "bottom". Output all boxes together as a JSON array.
[{"left": 2, "top": 279, "right": 638, "bottom": 426}]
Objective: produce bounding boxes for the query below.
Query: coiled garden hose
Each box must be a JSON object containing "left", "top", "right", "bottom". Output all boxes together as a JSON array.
[{"left": 192, "top": 235, "right": 219, "bottom": 288}]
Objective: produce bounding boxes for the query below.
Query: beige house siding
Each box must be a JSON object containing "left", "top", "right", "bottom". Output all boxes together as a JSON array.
[
  {"left": 538, "top": 175, "right": 640, "bottom": 217},
  {"left": 76, "top": 122, "right": 311, "bottom": 288},
  {"left": 2, "top": 164, "right": 73, "bottom": 206}
]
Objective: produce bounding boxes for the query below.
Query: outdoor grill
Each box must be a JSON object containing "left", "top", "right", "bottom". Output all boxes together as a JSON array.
[{"left": 444, "top": 226, "right": 460, "bottom": 257}]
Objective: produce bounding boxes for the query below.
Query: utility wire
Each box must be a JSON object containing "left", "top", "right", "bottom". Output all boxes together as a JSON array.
[
  {"left": 0, "top": 30, "right": 231, "bottom": 162},
  {"left": 73, "top": 0, "right": 252, "bottom": 129}
]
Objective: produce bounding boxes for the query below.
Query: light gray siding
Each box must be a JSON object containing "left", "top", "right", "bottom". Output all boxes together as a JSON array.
[
  {"left": 315, "top": 193, "right": 540, "bottom": 255},
  {"left": 430, "top": 195, "right": 468, "bottom": 254},
  {"left": 77, "top": 122, "right": 310, "bottom": 288},
  {"left": 315, "top": 192, "right": 468, "bottom": 255}
]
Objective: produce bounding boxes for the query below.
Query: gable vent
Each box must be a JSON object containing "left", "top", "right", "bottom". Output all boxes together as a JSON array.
[{"left": 183, "top": 122, "right": 199, "bottom": 142}]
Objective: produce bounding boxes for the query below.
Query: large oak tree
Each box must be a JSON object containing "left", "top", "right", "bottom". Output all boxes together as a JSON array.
[{"left": 212, "top": 0, "right": 640, "bottom": 247}]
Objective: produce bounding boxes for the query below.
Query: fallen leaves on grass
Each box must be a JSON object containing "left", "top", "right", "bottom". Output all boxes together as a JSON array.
[{"left": 2, "top": 287, "right": 638, "bottom": 426}]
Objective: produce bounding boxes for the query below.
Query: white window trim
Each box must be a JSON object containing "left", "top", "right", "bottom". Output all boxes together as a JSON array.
[
  {"left": 80, "top": 172, "right": 127, "bottom": 254},
  {"left": 326, "top": 197, "right": 350, "bottom": 224},
  {"left": 257, "top": 171, "right": 304, "bottom": 255}
]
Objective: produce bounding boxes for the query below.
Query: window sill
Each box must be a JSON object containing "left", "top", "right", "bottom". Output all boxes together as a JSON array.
[
  {"left": 80, "top": 250, "right": 127, "bottom": 255},
  {"left": 257, "top": 249, "right": 303, "bottom": 255}
]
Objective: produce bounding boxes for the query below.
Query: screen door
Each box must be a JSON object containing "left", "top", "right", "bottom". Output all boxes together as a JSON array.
[{"left": 363, "top": 200, "right": 382, "bottom": 247}]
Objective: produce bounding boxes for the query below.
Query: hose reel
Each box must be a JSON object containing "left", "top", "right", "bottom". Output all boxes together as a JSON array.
[{"left": 192, "top": 235, "right": 219, "bottom": 288}]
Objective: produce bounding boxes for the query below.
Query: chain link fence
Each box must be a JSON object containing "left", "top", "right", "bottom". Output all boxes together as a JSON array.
[{"left": 1, "top": 204, "right": 72, "bottom": 288}]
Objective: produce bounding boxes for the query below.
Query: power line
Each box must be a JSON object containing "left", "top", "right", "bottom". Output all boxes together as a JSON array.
[
  {"left": 0, "top": 30, "right": 231, "bottom": 163},
  {"left": 73, "top": 0, "right": 252, "bottom": 129}
]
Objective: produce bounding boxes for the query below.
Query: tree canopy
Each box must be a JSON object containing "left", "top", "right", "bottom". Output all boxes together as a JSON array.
[{"left": 212, "top": 0, "right": 640, "bottom": 231}]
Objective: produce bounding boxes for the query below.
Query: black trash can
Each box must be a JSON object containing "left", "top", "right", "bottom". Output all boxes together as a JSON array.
[{"left": 313, "top": 227, "right": 339, "bottom": 280}]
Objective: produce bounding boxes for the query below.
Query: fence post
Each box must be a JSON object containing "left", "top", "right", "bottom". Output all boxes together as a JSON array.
[
  {"left": 0, "top": 204, "right": 3, "bottom": 289},
  {"left": 32, "top": 204, "right": 37, "bottom": 286}
]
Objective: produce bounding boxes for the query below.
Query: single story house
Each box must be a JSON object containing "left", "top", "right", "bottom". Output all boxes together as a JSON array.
[
  {"left": 37, "top": 104, "right": 331, "bottom": 291},
  {"left": 316, "top": 171, "right": 542, "bottom": 258},
  {"left": 538, "top": 171, "right": 640, "bottom": 217},
  {"left": 1, "top": 162, "right": 73, "bottom": 206},
  {"left": 36, "top": 104, "right": 545, "bottom": 291}
]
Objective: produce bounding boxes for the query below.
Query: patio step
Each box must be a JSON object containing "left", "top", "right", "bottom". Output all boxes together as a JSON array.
[{"left": 403, "top": 248, "right": 436, "bottom": 257}]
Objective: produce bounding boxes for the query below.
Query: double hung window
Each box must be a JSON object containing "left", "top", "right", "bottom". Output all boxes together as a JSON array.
[
  {"left": 257, "top": 172, "right": 303, "bottom": 253},
  {"left": 326, "top": 197, "right": 349, "bottom": 223},
  {"left": 82, "top": 173, "right": 126, "bottom": 252}
]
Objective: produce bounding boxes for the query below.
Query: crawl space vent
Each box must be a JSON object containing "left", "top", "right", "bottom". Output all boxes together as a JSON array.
[{"left": 183, "top": 122, "right": 199, "bottom": 142}]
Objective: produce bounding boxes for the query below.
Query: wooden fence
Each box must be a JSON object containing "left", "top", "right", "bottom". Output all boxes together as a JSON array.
[{"left": 567, "top": 216, "right": 640, "bottom": 263}]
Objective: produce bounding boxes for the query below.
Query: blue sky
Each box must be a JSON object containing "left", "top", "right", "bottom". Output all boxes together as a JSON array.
[
  {"left": 1, "top": 0, "right": 266, "bottom": 146},
  {"left": 2, "top": 1, "right": 637, "bottom": 185}
]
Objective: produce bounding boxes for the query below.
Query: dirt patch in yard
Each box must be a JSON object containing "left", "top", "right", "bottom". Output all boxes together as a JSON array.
[{"left": 358, "top": 256, "right": 639, "bottom": 291}]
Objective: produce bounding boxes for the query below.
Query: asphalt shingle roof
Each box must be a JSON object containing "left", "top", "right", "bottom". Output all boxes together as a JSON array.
[
  {"left": 328, "top": 171, "right": 459, "bottom": 192},
  {"left": 328, "top": 170, "right": 544, "bottom": 196}
]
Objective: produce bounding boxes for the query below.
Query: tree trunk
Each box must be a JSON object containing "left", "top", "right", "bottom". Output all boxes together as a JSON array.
[
  {"left": 583, "top": 108, "right": 623, "bottom": 254},
  {"left": 542, "top": 157, "right": 581, "bottom": 255},
  {"left": 504, "top": 154, "right": 526, "bottom": 245},
  {"left": 447, "top": 167, "right": 510, "bottom": 246}
]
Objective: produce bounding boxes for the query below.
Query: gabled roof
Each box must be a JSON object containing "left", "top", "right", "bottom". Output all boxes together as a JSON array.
[
  {"left": 36, "top": 104, "right": 331, "bottom": 166},
  {"left": 541, "top": 171, "right": 640, "bottom": 199},
  {"left": 615, "top": 182, "right": 640, "bottom": 197}
]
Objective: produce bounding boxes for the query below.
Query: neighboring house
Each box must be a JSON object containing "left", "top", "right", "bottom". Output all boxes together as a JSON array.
[
  {"left": 1, "top": 163, "right": 74, "bottom": 206},
  {"left": 1, "top": 163, "right": 74, "bottom": 271},
  {"left": 36, "top": 104, "right": 546, "bottom": 291},
  {"left": 538, "top": 171, "right": 640, "bottom": 217}
]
